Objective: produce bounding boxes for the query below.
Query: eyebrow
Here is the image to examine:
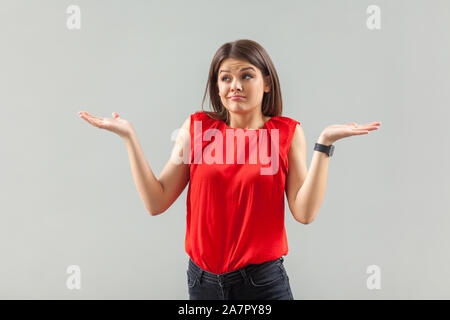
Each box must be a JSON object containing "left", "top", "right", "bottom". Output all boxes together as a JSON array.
[{"left": 219, "top": 67, "right": 255, "bottom": 74}]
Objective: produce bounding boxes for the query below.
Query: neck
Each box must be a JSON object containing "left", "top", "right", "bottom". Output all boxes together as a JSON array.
[{"left": 227, "top": 112, "right": 269, "bottom": 130}]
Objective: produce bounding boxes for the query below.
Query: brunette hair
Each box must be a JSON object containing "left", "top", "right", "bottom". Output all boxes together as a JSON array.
[{"left": 199, "top": 39, "right": 283, "bottom": 125}]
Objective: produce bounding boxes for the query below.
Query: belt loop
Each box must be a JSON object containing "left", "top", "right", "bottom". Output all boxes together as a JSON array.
[
  {"left": 280, "top": 256, "right": 284, "bottom": 263},
  {"left": 240, "top": 268, "right": 249, "bottom": 285}
]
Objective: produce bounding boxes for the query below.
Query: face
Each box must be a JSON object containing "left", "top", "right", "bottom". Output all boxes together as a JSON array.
[{"left": 217, "top": 58, "right": 271, "bottom": 116}]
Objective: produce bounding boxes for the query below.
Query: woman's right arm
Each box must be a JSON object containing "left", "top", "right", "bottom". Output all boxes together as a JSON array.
[
  {"left": 79, "top": 111, "right": 191, "bottom": 216},
  {"left": 123, "top": 116, "right": 191, "bottom": 216}
]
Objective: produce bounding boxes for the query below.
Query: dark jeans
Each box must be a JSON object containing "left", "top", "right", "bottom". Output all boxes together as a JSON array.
[{"left": 187, "top": 256, "right": 294, "bottom": 300}]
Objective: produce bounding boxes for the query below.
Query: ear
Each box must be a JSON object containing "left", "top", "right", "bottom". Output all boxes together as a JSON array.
[{"left": 264, "top": 75, "right": 271, "bottom": 93}]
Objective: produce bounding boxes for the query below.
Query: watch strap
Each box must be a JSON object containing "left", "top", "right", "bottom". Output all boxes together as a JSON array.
[{"left": 314, "top": 143, "right": 335, "bottom": 157}]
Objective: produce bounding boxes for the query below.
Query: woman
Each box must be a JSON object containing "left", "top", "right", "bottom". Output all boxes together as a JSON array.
[{"left": 78, "top": 39, "right": 381, "bottom": 300}]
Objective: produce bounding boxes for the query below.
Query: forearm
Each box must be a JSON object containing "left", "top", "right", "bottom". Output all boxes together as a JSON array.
[
  {"left": 123, "top": 129, "right": 164, "bottom": 215},
  {"left": 294, "top": 135, "right": 331, "bottom": 224}
]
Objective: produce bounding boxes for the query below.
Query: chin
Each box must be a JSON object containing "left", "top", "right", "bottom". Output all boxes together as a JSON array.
[{"left": 227, "top": 104, "right": 248, "bottom": 113}]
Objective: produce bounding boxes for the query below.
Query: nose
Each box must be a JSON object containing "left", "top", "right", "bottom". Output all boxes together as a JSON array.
[{"left": 230, "top": 78, "right": 242, "bottom": 92}]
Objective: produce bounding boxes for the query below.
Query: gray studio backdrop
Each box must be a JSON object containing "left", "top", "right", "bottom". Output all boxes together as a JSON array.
[{"left": 1, "top": 0, "right": 449, "bottom": 299}]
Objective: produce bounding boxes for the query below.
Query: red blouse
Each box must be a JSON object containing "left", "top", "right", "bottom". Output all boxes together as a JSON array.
[{"left": 185, "top": 111, "right": 301, "bottom": 274}]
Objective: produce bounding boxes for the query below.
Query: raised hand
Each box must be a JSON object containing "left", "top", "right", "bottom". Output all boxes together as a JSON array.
[
  {"left": 78, "top": 111, "right": 134, "bottom": 139},
  {"left": 319, "top": 121, "right": 381, "bottom": 145}
]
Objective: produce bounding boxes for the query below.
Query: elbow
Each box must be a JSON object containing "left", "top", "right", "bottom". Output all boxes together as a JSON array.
[
  {"left": 296, "top": 217, "right": 314, "bottom": 225},
  {"left": 295, "top": 210, "right": 316, "bottom": 225},
  {"left": 147, "top": 206, "right": 165, "bottom": 216},
  {"left": 291, "top": 201, "right": 315, "bottom": 225},
  {"left": 301, "top": 218, "right": 314, "bottom": 225},
  {"left": 148, "top": 199, "right": 171, "bottom": 216}
]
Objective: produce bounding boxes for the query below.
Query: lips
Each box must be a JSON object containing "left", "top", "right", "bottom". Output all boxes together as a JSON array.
[{"left": 230, "top": 95, "right": 245, "bottom": 100}]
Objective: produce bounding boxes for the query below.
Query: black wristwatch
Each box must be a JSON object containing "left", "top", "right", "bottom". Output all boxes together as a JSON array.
[{"left": 314, "top": 143, "right": 335, "bottom": 157}]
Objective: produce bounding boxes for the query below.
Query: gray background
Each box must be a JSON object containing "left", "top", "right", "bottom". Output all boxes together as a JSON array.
[{"left": 0, "top": 0, "right": 449, "bottom": 299}]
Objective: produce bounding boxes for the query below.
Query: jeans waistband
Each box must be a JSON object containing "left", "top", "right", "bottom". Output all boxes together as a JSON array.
[{"left": 188, "top": 256, "right": 284, "bottom": 285}]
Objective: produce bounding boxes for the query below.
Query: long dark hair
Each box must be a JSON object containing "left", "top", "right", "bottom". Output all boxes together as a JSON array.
[{"left": 199, "top": 39, "right": 283, "bottom": 125}]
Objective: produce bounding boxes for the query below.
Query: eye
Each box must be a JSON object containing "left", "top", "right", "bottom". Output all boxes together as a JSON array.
[{"left": 220, "top": 73, "right": 253, "bottom": 81}]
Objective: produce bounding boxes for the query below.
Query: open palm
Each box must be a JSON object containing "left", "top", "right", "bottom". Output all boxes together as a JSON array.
[
  {"left": 322, "top": 121, "right": 381, "bottom": 144},
  {"left": 78, "top": 111, "right": 134, "bottom": 139}
]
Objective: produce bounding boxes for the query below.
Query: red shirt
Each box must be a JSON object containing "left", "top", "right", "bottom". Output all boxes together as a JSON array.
[{"left": 185, "top": 111, "right": 301, "bottom": 274}]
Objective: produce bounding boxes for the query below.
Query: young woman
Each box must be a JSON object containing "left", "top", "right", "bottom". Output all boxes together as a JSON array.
[{"left": 78, "top": 39, "right": 381, "bottom": 300}]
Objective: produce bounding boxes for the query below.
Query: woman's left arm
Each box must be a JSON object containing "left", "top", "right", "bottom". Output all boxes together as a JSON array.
[{"left": 286, "top": 121, "right": 381, "bottom": 224}]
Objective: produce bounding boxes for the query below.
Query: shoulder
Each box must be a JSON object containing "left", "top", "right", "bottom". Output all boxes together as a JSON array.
[
  {"left": 186, "top": 111, "right": 220, "bottom": 133},
  {"left": 269, "top": 116, "right": 301, "bottom": 139},
  {"left": 291, "top": 122, "right": 305, "bottom": 143},
  {"left": 289, "top": 121, "right": 306, "bottom": 157},
  {"left": 190, "top": 111, "right": 219, "bottom": 122},
  {"left": 269, "top": 116, "right": 303, "bottom": 153},
  {"left": 180, "top": 111, "right": 208, "bottom": 132},
  {"left": 192, "top": 111, "right": 221, "bottom": 125},
  {"left": 271, "top": 116, "right": 301, "bottom": 127}
]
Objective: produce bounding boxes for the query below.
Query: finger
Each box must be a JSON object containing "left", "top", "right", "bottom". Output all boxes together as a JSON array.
[
  {"left": 362, "top": 122, "right": 381, "bottom": 127},
  {"left": 79, "top": 112, "right": 90, "bottom": 121},
  {"left": 79, "top": 111, "right": 92, "bottom": 119},
  {"left": 84, "top": 113, "right": 102, "bottom": 121},
  {"left": 78, "top": 112, "right": 101, "bottom": 128},
  {"left": 83, "top": 112, "right": 99, "bottom": 120},
  {"left": 84, "top": 117, "right": 99, "bottom": 127},
  {"left": 78, "top": 111, "right": 88, "bottom": 118},
  {"left": 354, "top": 124, "right": 379, "bottom": 130},
  {"left": 83, "top": 114, "right": 104, "bottom": 128},
  {"left": 352, "top": 128, "right": 369, "bottom": 134}
]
